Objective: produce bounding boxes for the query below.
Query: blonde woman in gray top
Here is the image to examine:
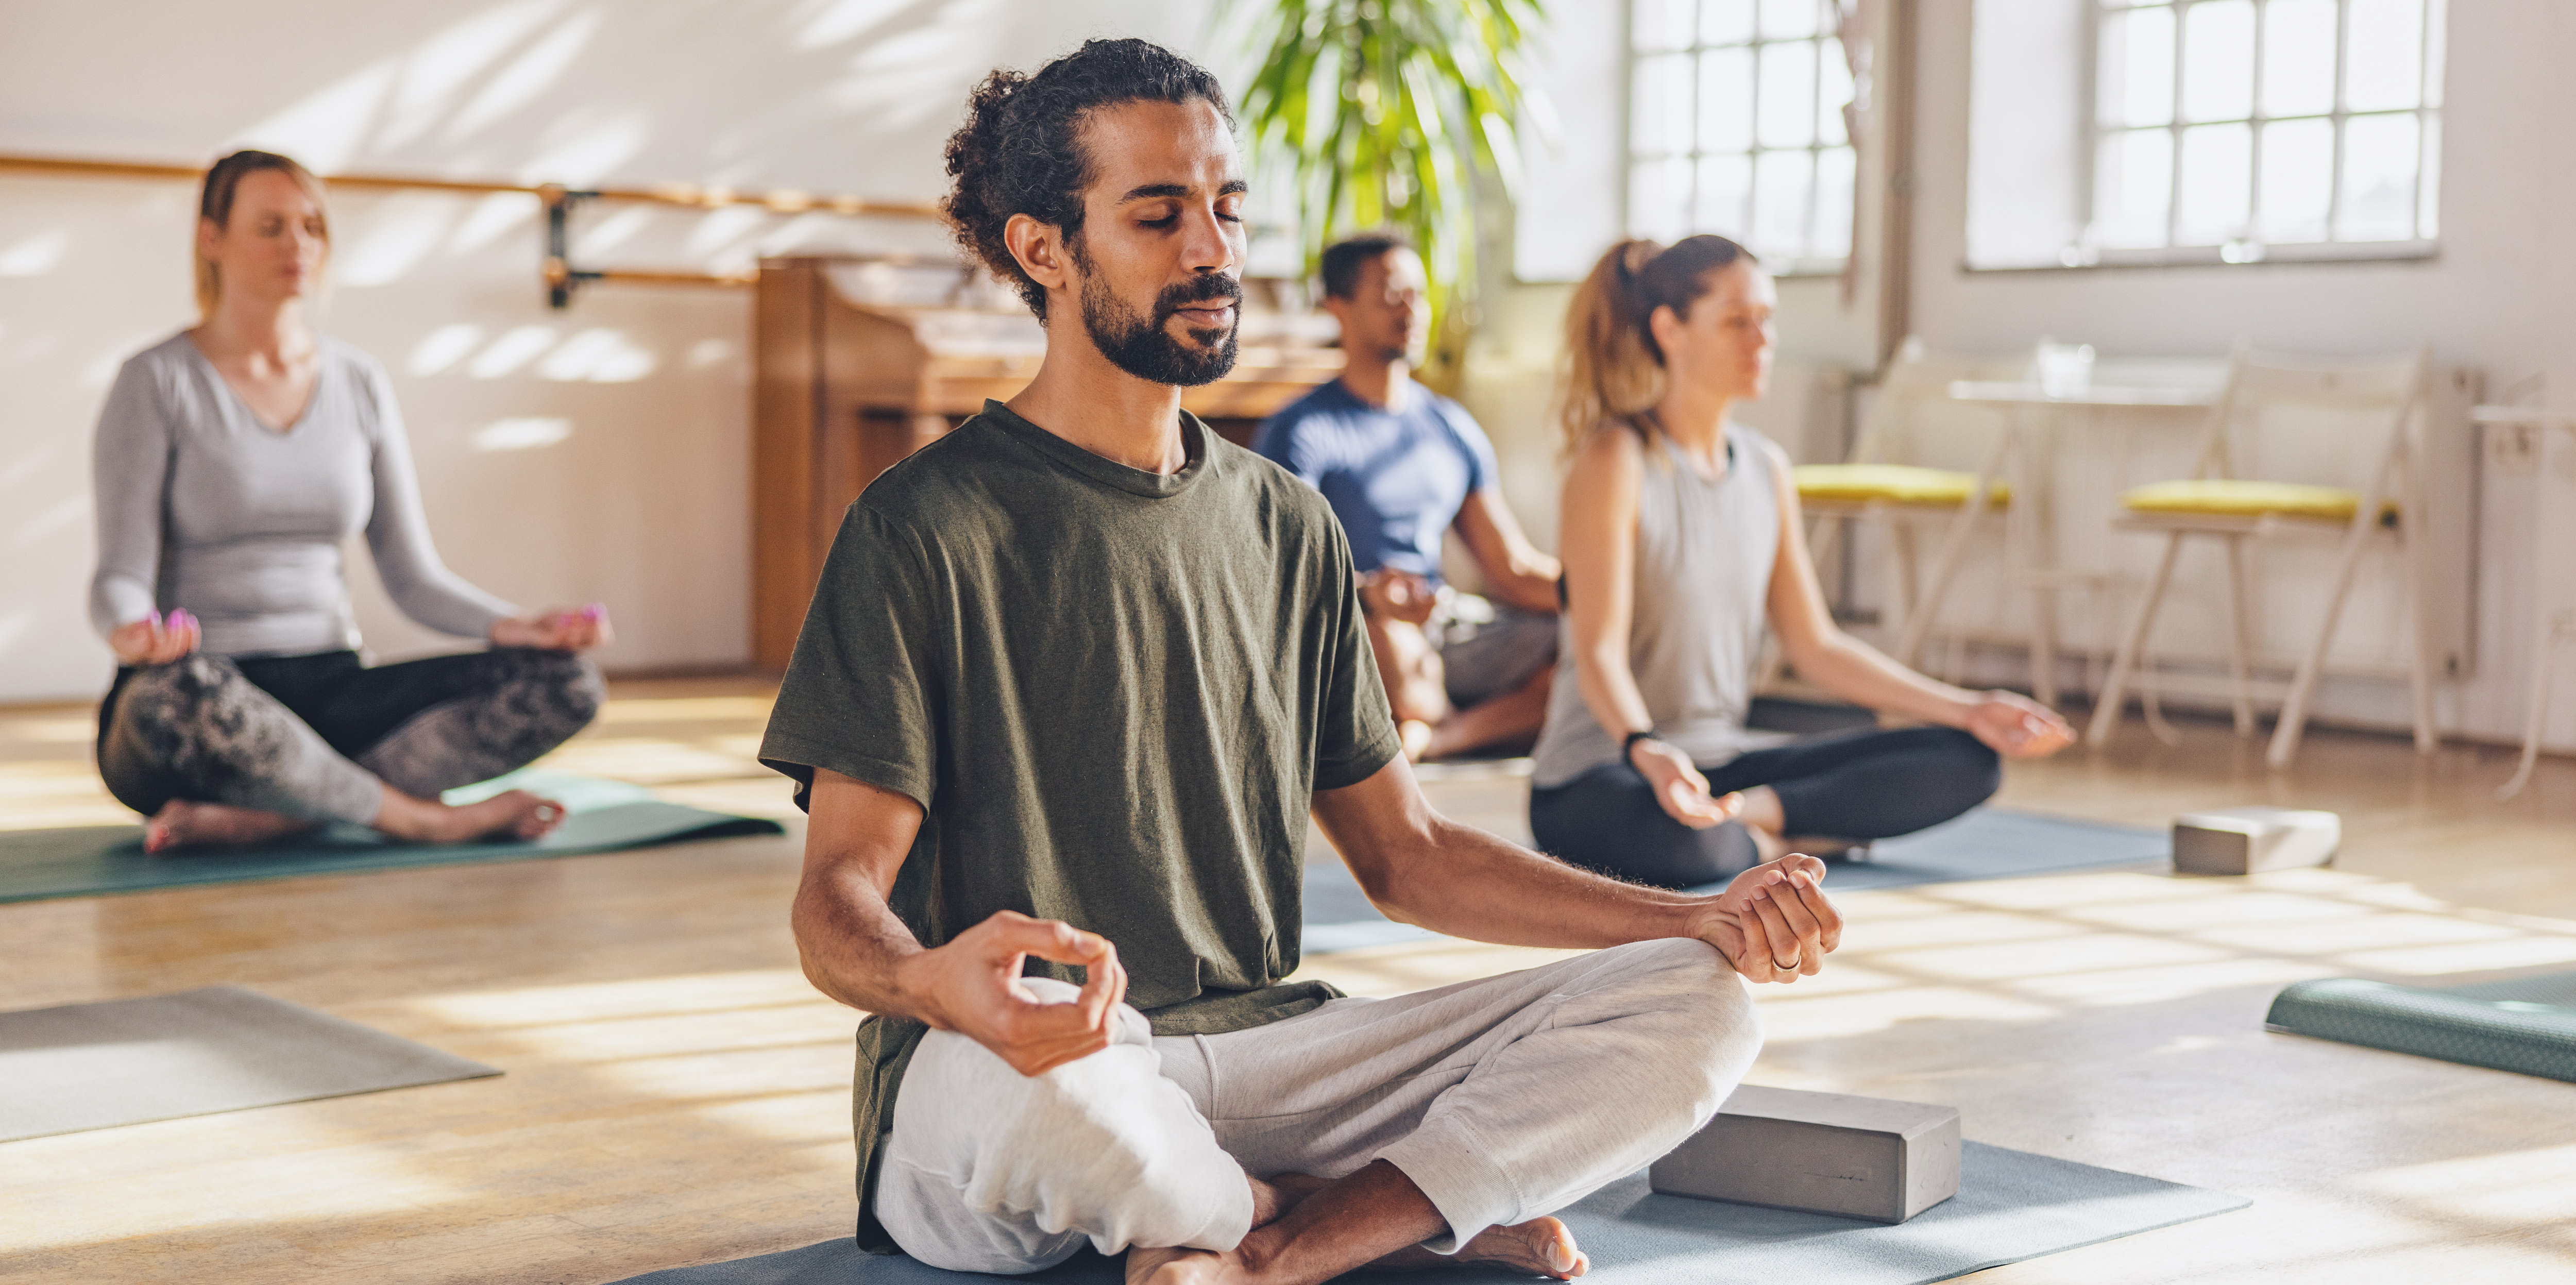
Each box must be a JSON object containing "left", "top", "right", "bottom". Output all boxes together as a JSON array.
[
  {"left": 1529, "top": 236, "right": 2074, "bottom": 885},
  {"left": 91, "top": 150, "right": 611, "bottom": 852}
]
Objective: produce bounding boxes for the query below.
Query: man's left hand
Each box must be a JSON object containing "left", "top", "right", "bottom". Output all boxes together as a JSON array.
[
  {"left": 491, "top": 603, "right": 613, "bottom": 652},
  {"left": 1687, "top": 854, "right": 1842, "bottom": 985}
]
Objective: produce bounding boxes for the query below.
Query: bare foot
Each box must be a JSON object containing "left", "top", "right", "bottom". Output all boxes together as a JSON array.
[
  {"left": 377, "top": 788, "right": 566, "bottom": 844},
  {"left": 1743, "top": 822, "right": 1789, "bottom": 864},
  {"left": 1126, "top": 1246, "right": 1233, "bottom": 1285},
  {"left": 144, "top": 800, "right": 319, "bottom": 853},
  {"left": 1370, "top": 1216, "right": 1588, "bottom": 1278}
]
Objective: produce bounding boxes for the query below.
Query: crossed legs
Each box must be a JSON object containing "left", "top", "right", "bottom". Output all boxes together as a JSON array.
[
  {"left": 98, "top": 649, "right": 602, "bottom": 849},
  {"left": 875, "top": 939, "right": 1758, "bottom": 1285},
  {"left": 1366, "top": 608, "right": 1556, "bottom": 762}
]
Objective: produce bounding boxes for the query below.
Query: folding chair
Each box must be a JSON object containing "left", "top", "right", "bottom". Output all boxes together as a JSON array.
[
  {"left": 1778, "top": 340, "right": 2021, "bottom": 686},
  {"left": 2084, "top": 345, "right": 2437, "bottom": 769}
]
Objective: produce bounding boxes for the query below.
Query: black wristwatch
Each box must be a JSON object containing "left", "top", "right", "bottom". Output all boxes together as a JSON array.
[{"left": 1622, "top": 729, "right": 1663, "bottom": 763}]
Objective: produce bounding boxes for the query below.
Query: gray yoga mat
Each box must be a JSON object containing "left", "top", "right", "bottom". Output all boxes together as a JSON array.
[
  {"left": 0, "top": 770, "right": 785, "bottom": 905},
  {"left": 608, "top": 1142, "right": 2244, "bottom": 1285},
  {"left": 1302, "top": 806, "right": 2169, "bottom": 954},
  {"left": 2265, "top": 969, "right": 2576, "bottom": 1083},
  {"left": 0, "top": 985, "right": 499, "bottom": 1142}
]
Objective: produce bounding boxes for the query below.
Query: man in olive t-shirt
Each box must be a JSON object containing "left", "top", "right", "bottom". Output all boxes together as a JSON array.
[{"left": 759, "top": 39, "right": 1844, "bottom": 1285}]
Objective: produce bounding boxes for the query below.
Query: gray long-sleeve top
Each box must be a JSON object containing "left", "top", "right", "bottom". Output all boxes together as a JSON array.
[{"left": 89, "top": 331, "right": 516, "bottom": 658}]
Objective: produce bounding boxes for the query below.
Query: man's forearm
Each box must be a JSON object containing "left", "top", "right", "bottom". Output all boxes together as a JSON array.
[
  {"left": 791, "top": 863, "right": 940, "bottom": 1024},
  {"left": 1495, "top": 564, "right": 1563, "bottom": 615},
  {"left": 1366, "top": 817, "right": 1711, "bottom": 949}
]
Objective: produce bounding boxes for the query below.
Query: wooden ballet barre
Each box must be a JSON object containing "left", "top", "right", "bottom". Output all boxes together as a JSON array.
[
  {"left": 542, "top": 261, "right": 757, "bottom": 291},
  {"left": 0, "top": 151, "right": 942, "bottom": 218}
]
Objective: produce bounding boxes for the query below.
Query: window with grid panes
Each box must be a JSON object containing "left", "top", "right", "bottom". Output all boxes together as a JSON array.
[
  {"left": 2088, "top": 0, "right": 2444, "bottom": 263},
  {"left": 1629, "top": 0, "right": 1857, "bottom": 272}
]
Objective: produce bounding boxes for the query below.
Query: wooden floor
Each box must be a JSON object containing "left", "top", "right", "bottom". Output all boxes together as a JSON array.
[{"left": 5, "top": 679, "right": 2575, "bottom": 1283}]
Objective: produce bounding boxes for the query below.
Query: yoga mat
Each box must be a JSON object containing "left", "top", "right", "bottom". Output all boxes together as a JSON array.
[
  {"left": 2265, "top": 969, "right": 2576, "bottom": 1083},
  {"left": 1302, "top": 807, "right": 2169, "bottom": 954},
  {"left": 0, "top": 984, "right": 499, "bottom": 1142},
  {"left": 0, "top": 770, "right": 784, "bottom": 905},
  {"left": 607, "top": 1142, "right": 2244, "bottom": 1285}
]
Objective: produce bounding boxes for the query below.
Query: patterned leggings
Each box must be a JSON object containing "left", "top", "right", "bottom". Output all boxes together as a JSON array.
[{"left": 95, "top": 649, "right": 604, "bottom": 826}]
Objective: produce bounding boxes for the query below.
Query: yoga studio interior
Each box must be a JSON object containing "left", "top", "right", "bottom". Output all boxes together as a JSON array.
[{"left": 7, "top": 2, "right": 2576, "bottom": 1282}]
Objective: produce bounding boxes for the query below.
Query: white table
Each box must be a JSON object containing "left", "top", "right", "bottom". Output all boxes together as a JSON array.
[
  {"left": 2473, "top": 405, "right": 2576, "bottom": 798},
  {"left": 1901, "top": 381, "right": 2214, "bottom": 708}
]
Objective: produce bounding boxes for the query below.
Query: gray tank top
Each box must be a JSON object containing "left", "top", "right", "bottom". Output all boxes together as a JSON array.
[{"left": 1531, "top": 422, "right": 1780, "bottom": 788}]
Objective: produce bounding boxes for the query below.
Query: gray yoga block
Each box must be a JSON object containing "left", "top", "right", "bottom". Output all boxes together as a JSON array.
[
  {"left": 2171, "top": 805, "right": 2340, "bottom": 875},
  {"left": 1649, "top": 1085, "right": 1961, "bottom": 1224}
]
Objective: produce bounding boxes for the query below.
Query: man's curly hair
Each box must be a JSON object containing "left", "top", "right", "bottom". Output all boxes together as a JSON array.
[{"left": 942, "top": 39, "right": 1234, "bottom": 320}]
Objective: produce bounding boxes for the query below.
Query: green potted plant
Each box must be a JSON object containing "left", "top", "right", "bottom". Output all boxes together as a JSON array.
[{"left": 1233, "top": 0, "right": 1551, "bottom": 390}]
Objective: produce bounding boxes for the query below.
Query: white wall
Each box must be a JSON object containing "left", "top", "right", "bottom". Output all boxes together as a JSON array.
[
  {"left": 1477, "top": 0, "right": 2576, "bottom": 749},
  {"left": 1909, "top": 0, "right": 2576, "bottom": 747},
  {"left": 0, "top": 0, "right": 1235, "bottom": 702}
]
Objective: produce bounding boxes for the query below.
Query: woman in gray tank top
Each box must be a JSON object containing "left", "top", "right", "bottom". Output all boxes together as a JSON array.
[
  {"left": 89, "top": 151, "right": 611, "bottom": 851},
  {"left": 1528, "top": 237, "right": 2074, "bottom": 886}
]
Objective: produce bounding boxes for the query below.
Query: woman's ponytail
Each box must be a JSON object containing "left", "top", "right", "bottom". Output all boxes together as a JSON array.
[{"left": 1554, "top": 234, "right": 1755, "bottom": 455}]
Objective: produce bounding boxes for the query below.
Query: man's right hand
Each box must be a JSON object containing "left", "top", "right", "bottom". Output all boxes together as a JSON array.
[
  {"left": 896, "top": 909, "right": 1130, "bottom": 1077},
  {"left": 110, "top": 610, "right": 200, "bottom": 666},
  {"left": 1358, "top": 569, "right": 1438, "bottom": 626}
]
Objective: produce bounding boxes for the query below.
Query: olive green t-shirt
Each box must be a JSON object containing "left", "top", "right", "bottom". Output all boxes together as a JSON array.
[{"left": 758, "top": 400, "right": 1402, "bottom": 1251}]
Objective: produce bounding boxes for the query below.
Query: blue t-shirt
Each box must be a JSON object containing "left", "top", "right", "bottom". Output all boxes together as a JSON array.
[{"left": 1251, "top": 379, "right": 1499, "bottom": 585}]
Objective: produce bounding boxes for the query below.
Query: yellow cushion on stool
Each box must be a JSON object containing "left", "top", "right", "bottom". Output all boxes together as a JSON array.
[
  {"left": 1793, "top": 464, "right": 2010, "bottom": 508},
  {"left": 2120, "top": 479, "right": 2389, "bottom": 523}
]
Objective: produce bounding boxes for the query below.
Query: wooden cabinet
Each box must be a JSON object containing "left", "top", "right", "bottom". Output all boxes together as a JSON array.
[{"left": 750, "top": 256, "right": 1341, "bottom": 670}]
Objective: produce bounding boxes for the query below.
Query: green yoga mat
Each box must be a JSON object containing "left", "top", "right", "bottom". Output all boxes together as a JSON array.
[
  {"left": 0, "top": 770, "right": 784, "bottom": 905},
  {"left": 2265, "top": 970, "right": 2576, "bottom": 1083}
]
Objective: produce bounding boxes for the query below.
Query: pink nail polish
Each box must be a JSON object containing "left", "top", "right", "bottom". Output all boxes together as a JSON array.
[{"left": 148, "top": 610, "right": 163, "bottom": 627}]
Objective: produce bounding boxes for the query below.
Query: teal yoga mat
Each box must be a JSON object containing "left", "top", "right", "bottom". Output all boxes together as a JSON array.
[
  {"left": 0, "top": 770, "right": 784, "bottom": 904},
  {"left": 1302, "top": 806, "right": 2168, "bottom": 954},
  {"left": 2265, "top": 970, "right": 2576, "bottom": 1083},
  {"left": 607, "top": 1143, "right": 2245, "bottom": 1285}
]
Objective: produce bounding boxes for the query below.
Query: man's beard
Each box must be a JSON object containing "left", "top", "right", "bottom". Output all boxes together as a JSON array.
[{"left": 1073, "top": 245, "right": 1242, "bottom": 388}]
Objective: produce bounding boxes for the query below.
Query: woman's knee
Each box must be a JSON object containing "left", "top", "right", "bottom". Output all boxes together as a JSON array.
[
  {"left": 1923, "top": 726, "right": 2003, "bottom": 803},
  {"left": 490, "top": 648, "right": 605, "bottom": 731},
  {"left": 115, "top": 654, "right": 242, "bottom": 730}
]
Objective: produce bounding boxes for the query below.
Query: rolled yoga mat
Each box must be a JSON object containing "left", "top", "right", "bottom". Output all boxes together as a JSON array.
[
  {"left": 607, "top": 1142, "right": 2245, "bottom": 1285},
  {"left": 2265, "top": 970, "right": 2576, "bottom": 1083},
  {"left": 0, "top": 770, "right": 785, "bottom": 905},
  {"left": 0, "top": 985, "right": 499, "bottom": 1142},
  {"left": 1302, "top": 806, "right": 2169, "bottom": 954}
]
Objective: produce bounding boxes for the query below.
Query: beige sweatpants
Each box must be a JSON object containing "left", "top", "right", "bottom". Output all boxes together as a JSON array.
[{"left": 875, "top": 937, "right": 1760, "bottom": 1274}]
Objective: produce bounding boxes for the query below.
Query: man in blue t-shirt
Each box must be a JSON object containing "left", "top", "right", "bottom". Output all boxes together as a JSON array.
[{"left": 1255, "top": 234, "right": 1562, "bottom": 760}]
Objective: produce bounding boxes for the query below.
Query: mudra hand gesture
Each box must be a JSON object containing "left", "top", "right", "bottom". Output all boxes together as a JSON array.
[
  {"left": 490, "top": 603, "right": 614, "bottom": 652},
  {"left": 1628, "top": 736, "right": 1743, "bottom": 829},
  {"left": 1962, "top": 689, "right": 2073, "bottom": 757},
  {"left": 1357, "top": 568, "right": 1438, "bottom": 626},
  {"left": 108, "top": 609, "right": 202, "bottom": 666}
]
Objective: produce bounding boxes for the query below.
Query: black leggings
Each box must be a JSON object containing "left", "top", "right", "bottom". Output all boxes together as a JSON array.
[{"left": 1527, "top": 726, "right": 2001, "bottom": 886}]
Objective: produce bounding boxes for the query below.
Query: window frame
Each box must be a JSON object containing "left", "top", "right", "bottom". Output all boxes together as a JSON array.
[
  {"left": 1623, "top": 0, "right": 1860, "bottom": 277},
  {"left": 2066, "top": 0, "right": 2445, "bottom": 269}
]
